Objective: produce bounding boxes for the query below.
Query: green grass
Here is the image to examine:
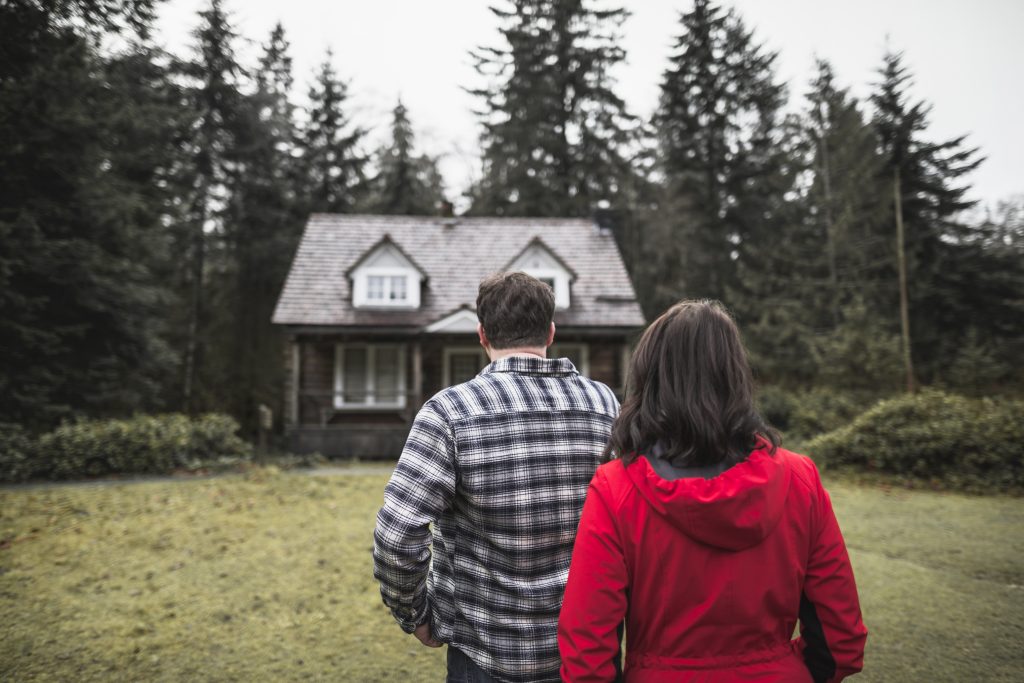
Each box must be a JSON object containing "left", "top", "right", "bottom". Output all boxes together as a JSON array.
[{"left": 2, "top": 467, "right": 1022, "bottom": 681}]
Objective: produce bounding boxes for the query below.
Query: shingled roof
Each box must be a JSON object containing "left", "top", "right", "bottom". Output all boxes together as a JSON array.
[{"left": 272, "top": 214, "right": 645, "bottom": 330}]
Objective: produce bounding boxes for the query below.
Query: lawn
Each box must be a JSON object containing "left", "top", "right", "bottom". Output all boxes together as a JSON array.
[{"left": 2, "top": 466, "right": 1022, "bottom": 682}]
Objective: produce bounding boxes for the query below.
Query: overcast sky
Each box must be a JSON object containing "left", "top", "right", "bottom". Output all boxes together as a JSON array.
[{"left": 155, "top": 0, "right": 1024, "bottom": 212}]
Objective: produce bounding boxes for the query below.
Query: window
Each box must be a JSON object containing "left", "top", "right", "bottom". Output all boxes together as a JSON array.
[
  {"left": 443, "top": 347, "right": 489, "bottom": 387},
  {"left": 549, "top": 343, "right": 589, "bottom": 376},
  {"left": 334, "top": 344, "right": 407, "bottom": 409},
  {"left": 365, "top": 274, "right": 410, "bottom": 304}
]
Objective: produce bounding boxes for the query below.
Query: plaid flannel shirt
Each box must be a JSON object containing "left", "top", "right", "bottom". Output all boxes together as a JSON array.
[{"left": 373, "top": 355, "right": 619, "bottom": 683}]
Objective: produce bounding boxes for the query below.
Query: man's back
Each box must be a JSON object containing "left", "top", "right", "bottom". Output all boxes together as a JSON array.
[{"left": 374, "top": 356, "right": 618, "bottom": 683}]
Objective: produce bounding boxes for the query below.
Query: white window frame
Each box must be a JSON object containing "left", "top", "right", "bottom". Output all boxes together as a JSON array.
[
  {"left": 442, "top": 346, "right": 489, "bottom": 387},
  {"left": 549, "top": 343, "right": 589, "bottom": 376},
  {"left": 333, "top": 343, "right": 407, "bottom": 410},
  {"left": 352, "top": 267, "right": 421, "bottom": 308}
]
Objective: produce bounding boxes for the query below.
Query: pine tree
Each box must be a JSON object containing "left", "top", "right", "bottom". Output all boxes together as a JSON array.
[
  {"left": 210, "top": 22, "right": 305, "bottom": 431},
  {"left": 0, "top": 1, "right": 176, "bottom": 427},
  {"left": 297, "top": 51, "right": 366, "bottom": 213},
  {"left": 467, "top": 0, "right": 639, "bottom": 217},
  {"left": 870, "top": 50, "right": 984, "bottom": 385},
  {"left": 803, "top": 60, "right": 891, "bottom": 326},
  {"left": 652, "top": 0, "right": 789, "bottom": 306},
  {"left": 172, "top": 0, "right": 247, "bottom": 412},
  {"left": 794, "top": 60, "right": 900, "bottom": 388},
  {"left": 366, "top": 100, "right": 446, "bottom": 215}
]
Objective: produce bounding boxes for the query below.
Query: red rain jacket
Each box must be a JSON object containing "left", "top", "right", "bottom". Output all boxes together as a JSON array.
[{"left": 558, "top": 444, "right": 866, "bottom": 682}]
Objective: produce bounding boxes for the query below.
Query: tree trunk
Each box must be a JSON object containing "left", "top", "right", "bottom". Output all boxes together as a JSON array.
[{"left": 894, "top": 167, "right": 916, "bottom": 393}]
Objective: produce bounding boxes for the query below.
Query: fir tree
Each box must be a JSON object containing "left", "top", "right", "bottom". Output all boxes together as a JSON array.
[
  {"left": 468, "top": 0, "right": 639, "bottom": 217},
  {"left": 870, "top": 49, "right": 984, "bottom": 385},
  {"left": 212, "top": 22, "right": 304, "bottom": 431},
  {"left": 173, "top": 0, "right": 247, "bottom": 412},
  {"left": 297, "top": 51, "right": 366, "bottom": 213},
  {"left": 652, "top": 0, "right": 790, "bottom": 306},
  {"left": 0, "top": 1, "right": 177, "bottom": 427},
  {"left": 367, "top": 100, "right": 446, "bottom": 215},
  {"left": 803, "top": 60, "right": 891, "bottom": 325}
]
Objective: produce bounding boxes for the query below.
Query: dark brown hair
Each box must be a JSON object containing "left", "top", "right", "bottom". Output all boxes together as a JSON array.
[
  {"left": 605, "top": 299, "right": 778, "bottom": 466},
  {"left": 476, "top": 271, "right": 555, "bottom": 349}
]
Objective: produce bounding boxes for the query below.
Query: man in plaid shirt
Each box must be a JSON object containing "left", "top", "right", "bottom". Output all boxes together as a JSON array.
[{"left": 373, "top": 272, "right": 620, "bottom": 682}]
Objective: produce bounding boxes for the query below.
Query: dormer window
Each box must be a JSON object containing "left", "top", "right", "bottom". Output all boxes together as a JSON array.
[
  {"left": 507, "top": 238, "right": 575, "bottom": 309},
  {"left": 367, "top": 274, "right": 409, "bottom": 303},
  {"left": 349, "top": 237, "right": 424, "bottom": 309}
]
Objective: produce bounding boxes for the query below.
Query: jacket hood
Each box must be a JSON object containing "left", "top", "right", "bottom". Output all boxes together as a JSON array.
[{"left": 624, "top": 445, "right": 791, "bottom": 551}]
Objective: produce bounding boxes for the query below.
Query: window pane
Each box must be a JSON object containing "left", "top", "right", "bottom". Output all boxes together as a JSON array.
[
  {"left": 367, "top": 276, "right": 385, "bottom": 300},
  {"left": 389, "top": 275, "right": 407, "bottom": 301},
  {"left": 450, "top": 352, "right": 484, "bottom": 386},
  {"left": 343, "top": 348, "right": 368, "bottom": 403},
  {"left": 375, "top": 347, "right": 400, "bottom": 404}
]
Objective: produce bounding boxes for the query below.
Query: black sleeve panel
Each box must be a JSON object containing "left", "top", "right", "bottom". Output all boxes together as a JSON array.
[{"left": 800, "top": 591, "right": 837, "bottom": 683}]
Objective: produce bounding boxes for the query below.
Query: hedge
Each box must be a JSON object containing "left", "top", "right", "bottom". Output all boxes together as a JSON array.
[
  {"left": 758, "top": 386, "right": 882, "bottom": 441},
  {"left": 806, "top": 390, "right": 1024, "bottom": 491},
  {"left": 0, "top": 414, "right": 252, "bottom": 483}
]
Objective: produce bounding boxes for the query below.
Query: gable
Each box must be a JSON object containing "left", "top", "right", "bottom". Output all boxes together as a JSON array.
[
  {"left": 506, "top": 239, "right": 574, "bottom": 309},
  {"left": 425, "top": 307, "right": 479, "bottom": 334},
  {"left": 350, "top": 240, "right": 424, "bottom": 309}
]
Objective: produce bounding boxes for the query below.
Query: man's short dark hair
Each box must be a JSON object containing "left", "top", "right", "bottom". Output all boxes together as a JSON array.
[{"left": 476, "top": 272, "right": 555, "bottom": 350}]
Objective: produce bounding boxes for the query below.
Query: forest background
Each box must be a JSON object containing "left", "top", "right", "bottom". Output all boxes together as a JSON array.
[{"left": 2, "top": 0, "right": 1022, "bottom": 445}]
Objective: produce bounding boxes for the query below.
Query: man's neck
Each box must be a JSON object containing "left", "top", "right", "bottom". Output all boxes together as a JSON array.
[{"left": 487, "top": 347, "right": 548, "bottom": 362}]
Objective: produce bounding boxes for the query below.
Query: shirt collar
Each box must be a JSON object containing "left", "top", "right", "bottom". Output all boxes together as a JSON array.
[{"left": 480, "top": 355, "right": 578, "bottom": 377}]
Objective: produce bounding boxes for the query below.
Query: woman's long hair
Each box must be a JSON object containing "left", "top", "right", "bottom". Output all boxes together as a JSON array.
[{"left": 604, "top": 300, "right": 778, "bottom": 466}]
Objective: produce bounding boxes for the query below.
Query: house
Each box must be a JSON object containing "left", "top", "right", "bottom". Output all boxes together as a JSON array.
[{"left": 272, "top": 214, "right": 646, "bottom": 457}]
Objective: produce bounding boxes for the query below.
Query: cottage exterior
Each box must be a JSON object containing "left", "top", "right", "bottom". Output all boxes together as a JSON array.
[{"left": 272, "top": 214, "right": 645, "bottom": 457}]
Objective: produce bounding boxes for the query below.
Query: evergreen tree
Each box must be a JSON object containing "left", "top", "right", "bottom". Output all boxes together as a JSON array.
[
  {"left": 870, "top": 50, "right": 984, "bottom": 384},
  {"left": 468, "top": 0, "right": 639, "bottom": 217},
  {"left": 366, "top": 100, "right": 446, "bottom": 215},
  {"left": 297, "top": 51, "right": 367, "bottom": 213},
  {"left": 172, "top": 0, "right": 247, "bottom": 412},
  {"left": 0, "top": 1, "right": 176, "bottom": 427},
  {"left": 791, "top": 60, "right": 900, "bottom": 387},
  {"left": 213, "top": 22, "right": 304, "bottom": 432},
  {"left": 652, "top": 0, "right": 790, "bottom": 307}
]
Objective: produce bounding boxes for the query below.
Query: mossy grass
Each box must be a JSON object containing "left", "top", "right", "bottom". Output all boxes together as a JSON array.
[{"left": 2, "top": 467, "right": 1022, "bottom": 681}]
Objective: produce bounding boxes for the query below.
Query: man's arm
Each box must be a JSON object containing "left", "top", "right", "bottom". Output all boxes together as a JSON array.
[{"left": 372, "top": 401, "right": 457, "bottom": 634}]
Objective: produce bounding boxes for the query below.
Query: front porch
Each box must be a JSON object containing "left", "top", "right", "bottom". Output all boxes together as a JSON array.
[{"left": 281, "top": 332, "right": 631, "bottom": 458}]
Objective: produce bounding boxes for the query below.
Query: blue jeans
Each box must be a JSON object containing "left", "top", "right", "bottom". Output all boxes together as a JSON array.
[{"left": 446, "top": 647, "right": 500, "bottom": 683}]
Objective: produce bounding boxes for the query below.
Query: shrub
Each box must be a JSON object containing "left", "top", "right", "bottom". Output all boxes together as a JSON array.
[
  {"left": 758, "top": 386, "right": 884, "bottom": 441},
  {"left": 0, "top": 423, "right": 35, "bottom": 482},
  {"left": 806, "top": 390, "right": 1024, "bottom": 491},
  {"left": 1, "top": 413, "right": 252, "bottom": 482}
]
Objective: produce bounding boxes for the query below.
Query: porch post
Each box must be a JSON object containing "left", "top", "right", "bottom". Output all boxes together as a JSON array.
[
  {"left": 619, "top": 341, "right": 632, "bottom": 398},
  {"left": 411, "top": 340, "right": 423, "bottom": 416},
  {"left": 287, "top": 336, "right": 300, "bottom": 428}
]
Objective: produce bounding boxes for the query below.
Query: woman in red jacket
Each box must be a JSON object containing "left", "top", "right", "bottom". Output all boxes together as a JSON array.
[{"left": 558, "top": 300, "right": 867, "bottom": 682}]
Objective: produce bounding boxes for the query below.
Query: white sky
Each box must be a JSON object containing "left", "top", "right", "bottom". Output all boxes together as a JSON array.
[{"left": 155, "top": 0, "right": 1024, "bottom": 212}]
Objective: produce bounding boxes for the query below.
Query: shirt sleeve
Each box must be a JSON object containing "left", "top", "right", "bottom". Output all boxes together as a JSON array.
[
  {"left": 372, "top": 401, "right": 458, "bottom": 633},
  {"left": 558, "top": 468, "right": 628, "bottom": 682},
  {"left": 799, "top": 464, "right": 868, "bottom": 682}
]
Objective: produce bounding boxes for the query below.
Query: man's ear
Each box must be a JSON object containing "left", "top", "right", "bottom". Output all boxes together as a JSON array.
[
  {"left": 546, "top": 322, "right": 556, "bottom": 347},
  {"left": 477, "top": 322, "right": 489, "bottom": 349}
]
